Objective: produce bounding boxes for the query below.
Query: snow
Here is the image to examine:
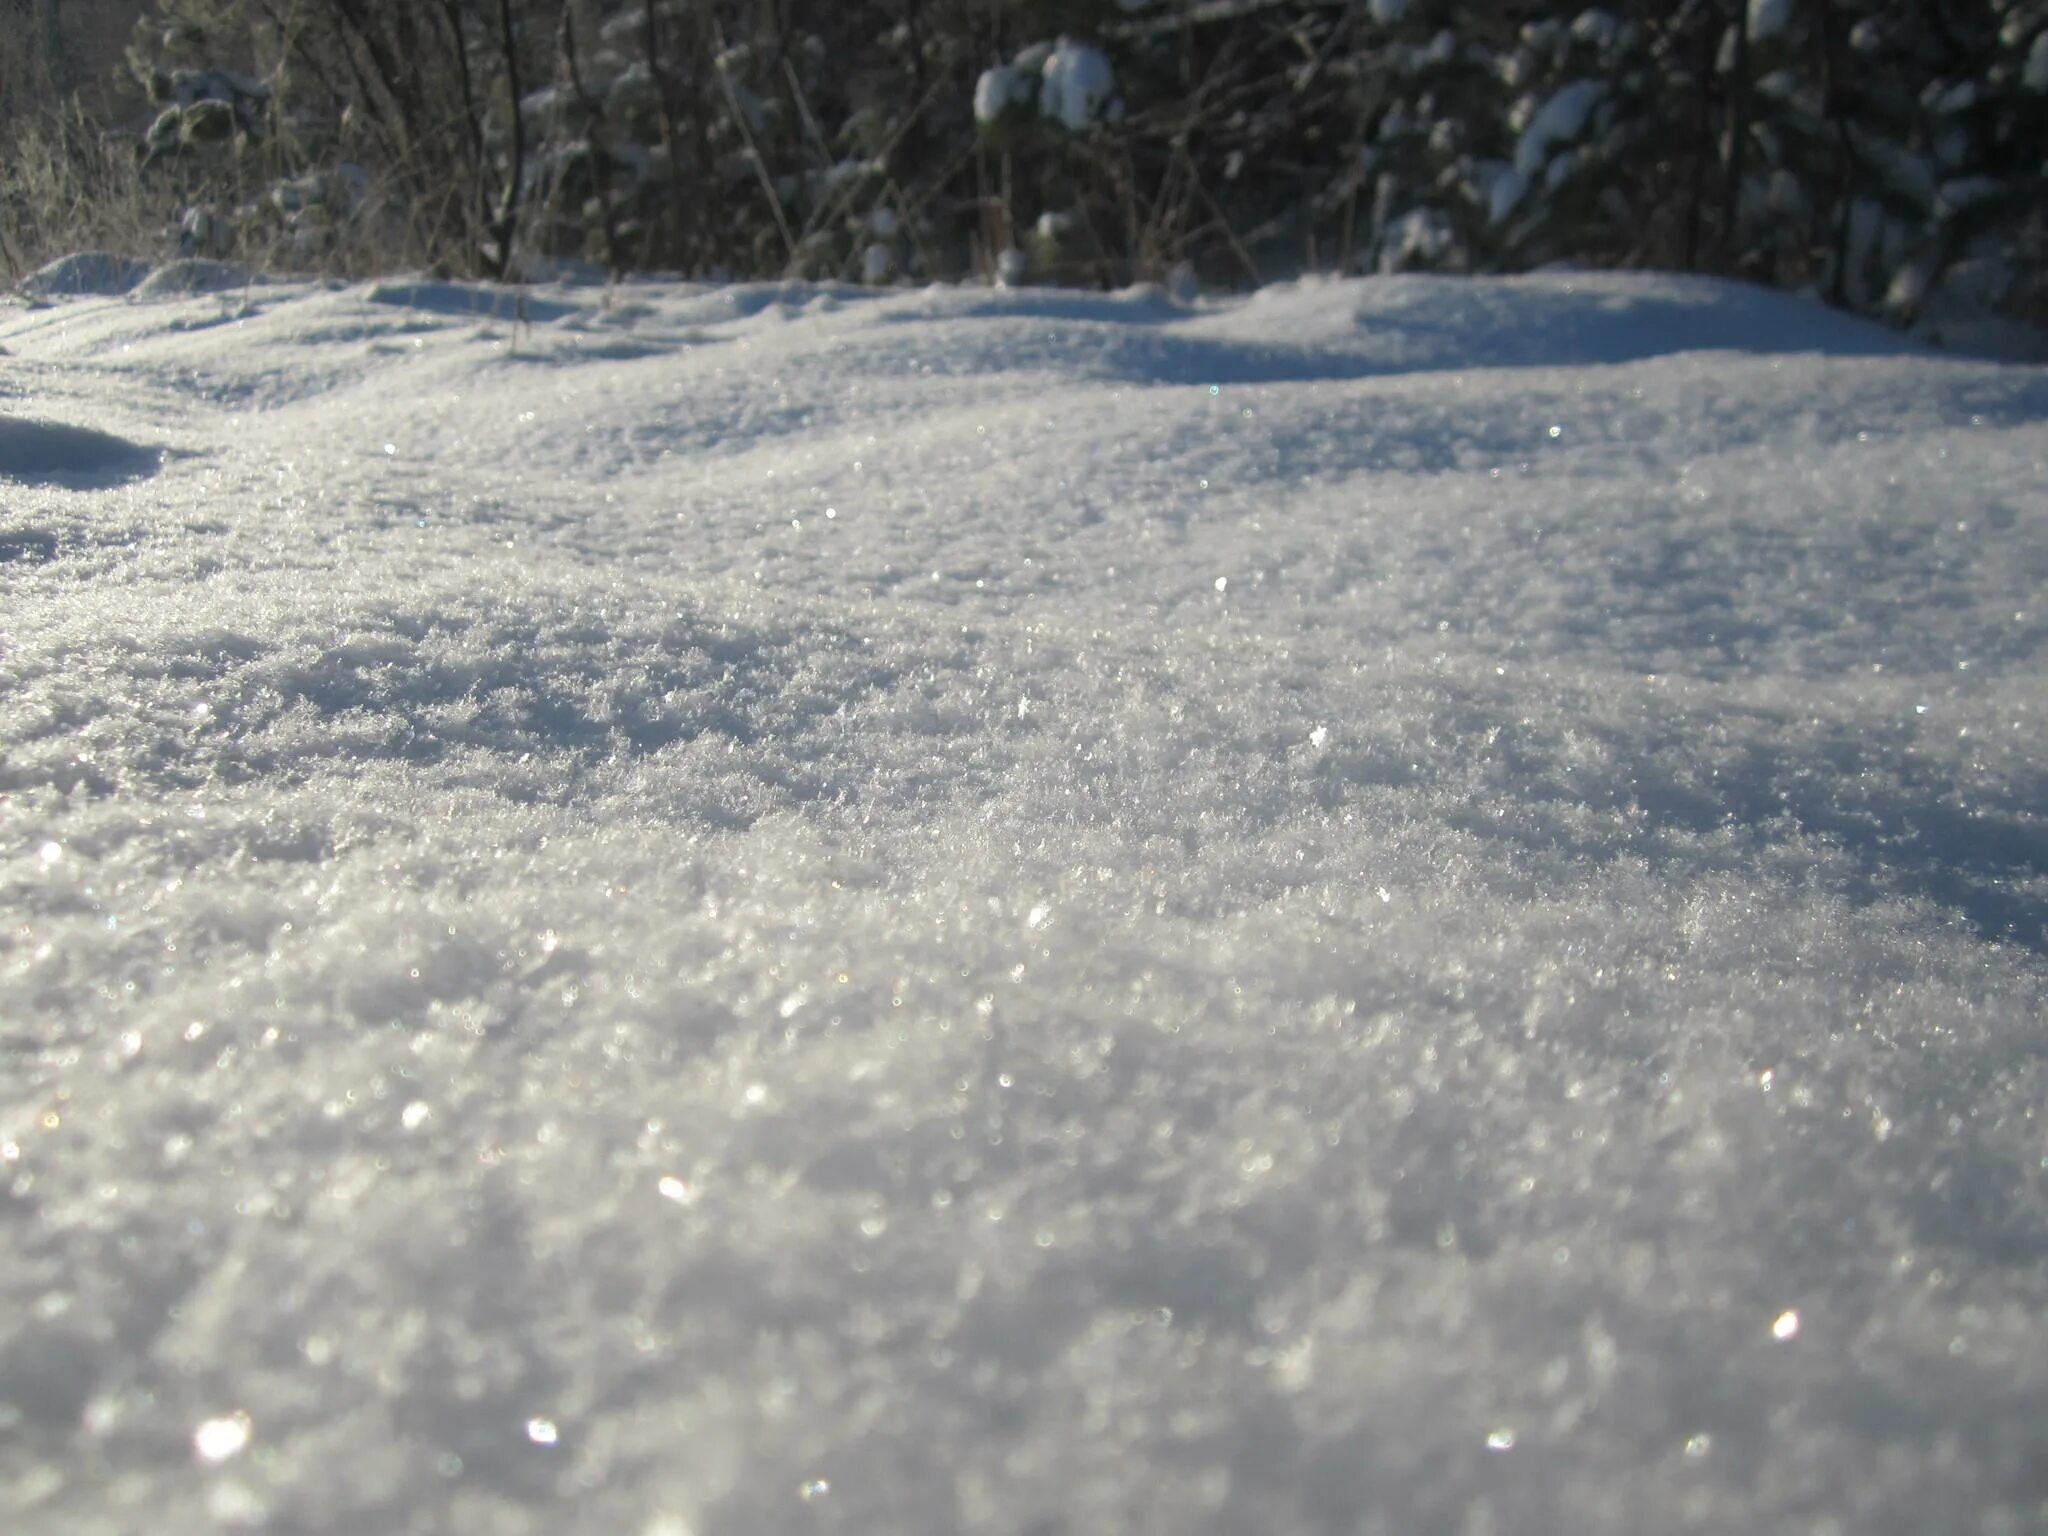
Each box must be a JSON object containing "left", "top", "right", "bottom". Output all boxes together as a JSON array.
[
  {"left": 972, "top": 65, "right": 1023, "bottom": 125},
  {"left": 1377, "top": 207, "right": 1454, "bottom": 270},
  {"left": 1935, "top": 177, "right": 2004, "bottom": 220},
  {"left": 1514, "top": 79, "right": 1606, "bottom": 176},
  {"left": 1748, "top": 0, "right": 1797, "bottom": 44},
  {"left": 133, "top": 260, "right": 256, "bottom": 301},
  {"left": 1038, "top": 40, "right": 1118, "bottom": 131},
  {"left": 1488, "top": 165, "right": 1529, "bottom": 225},
  {"left": 1569, "top": 9, "right": 1621, "bottom": 51},
  {"left": 19, "top": 252, "right": 151, "bottom": 300},
  {"left": 1934, "top": 80, "right": 1980, "bottom": 117},
  {"left": 0, "top": 418, "right": 161, "bottom": 486},
  {"left": 3, "top": 266, "right": 2047, "bottom": 1536},
  {"left": 981, "top": 42, "right": 1118, "bottom": 134}
]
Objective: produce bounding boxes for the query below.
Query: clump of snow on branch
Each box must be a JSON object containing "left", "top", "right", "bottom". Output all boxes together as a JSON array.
[
  {"left": 1040, "top": 39, "right": 1120, "bottom": 129},
  {"left": 1749, "top": 0, "right": 1798, "bottom": 44},
  {"left": 977, "top": 38, "right": 1120, "bottom": 132}
]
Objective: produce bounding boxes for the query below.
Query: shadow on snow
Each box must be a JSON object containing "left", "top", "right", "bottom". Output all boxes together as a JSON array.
[{"left": 0, "top": 417, "right": 161, "bottom": 487}]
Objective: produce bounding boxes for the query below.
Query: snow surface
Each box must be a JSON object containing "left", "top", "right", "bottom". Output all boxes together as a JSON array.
[{"left": 2, "top": 269, "right": 2047, "bottom": 1536}]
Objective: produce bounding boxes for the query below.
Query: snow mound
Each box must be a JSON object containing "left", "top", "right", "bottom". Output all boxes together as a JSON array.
[
  {"left": 1749, "top": 0, "right": 1798, "bottom": 43},
  {"left": 364, "top": 278, "right": 580, "bottom": 324},
  {"left": 1, "top": 270, "right": 2044, "bottom": 1536},
  {"left": 0, "top": 416, "right": 160, "bottom": 484},
  {"left": 893, "top": 272, "right": 1923, "bottom": 387},
  {"left": 1190, "top": 270, "right": 1926, "bottom": 372},
  {"left": 19, "top": 251, "right": 150, "bottom": 299},
  {"left": 133, "top": 258, "right": 254, "bottom": 300}
]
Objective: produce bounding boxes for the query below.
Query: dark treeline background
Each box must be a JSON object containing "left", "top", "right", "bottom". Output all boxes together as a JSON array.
[{"left": 3, "top": 1, "right": 2043, "bottom": 330}]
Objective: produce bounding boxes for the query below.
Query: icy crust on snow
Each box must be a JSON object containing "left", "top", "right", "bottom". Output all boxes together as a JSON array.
[{"left": 3, "top": 271, "right": 2047, "bottom": 1536}]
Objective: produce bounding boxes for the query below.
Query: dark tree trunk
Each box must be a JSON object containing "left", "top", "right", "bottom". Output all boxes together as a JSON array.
[{"left": 1720, "top": 0, "right": 1752, "bottom": 273}]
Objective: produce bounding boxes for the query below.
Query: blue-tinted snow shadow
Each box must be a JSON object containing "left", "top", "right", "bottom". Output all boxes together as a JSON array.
[
  {"left": 707, "top": 279, "right": 885, "bottom": 320},
  {"left": 1325, "top": 273, "right": 1928, "bottom": 370},
  {"left": 371, "top": 277, "right": 887, "bottom": 334},
  {"left": 0, "top": 417, "right": 161, "bottom": 487},
  {"left": 894, "top": 286, "right": 1184, "bottom": 330},
  {"left": 0, "top": 526, "right": 60, "bottom": 563},
  {"left": 1644, "top": 741, "right": 2048, "bottom": 957},
  {"left": 363, "top": 279, "right": 581, "bottom": 326},
  {"left": 1438, "top": 717, "right": 2048, "bottom": 956},
  {"left": 876, "top": 274, "right": 1974, "bottom": 388},
  {"left": 491, "top": 332, "right": 729, "bottom": 368}
]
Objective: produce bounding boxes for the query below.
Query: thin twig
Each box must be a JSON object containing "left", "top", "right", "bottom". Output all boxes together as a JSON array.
[
  {"left": 711, "top": 21, "right": 798, "bottom": 263},
  {"left": 784, "top": 79, "right": 943, "bottom": 274}
]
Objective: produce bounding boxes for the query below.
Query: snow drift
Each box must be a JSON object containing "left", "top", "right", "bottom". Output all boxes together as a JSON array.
[{"left": 1, "top": 269, "right": 2044, "bottom": 1536}]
